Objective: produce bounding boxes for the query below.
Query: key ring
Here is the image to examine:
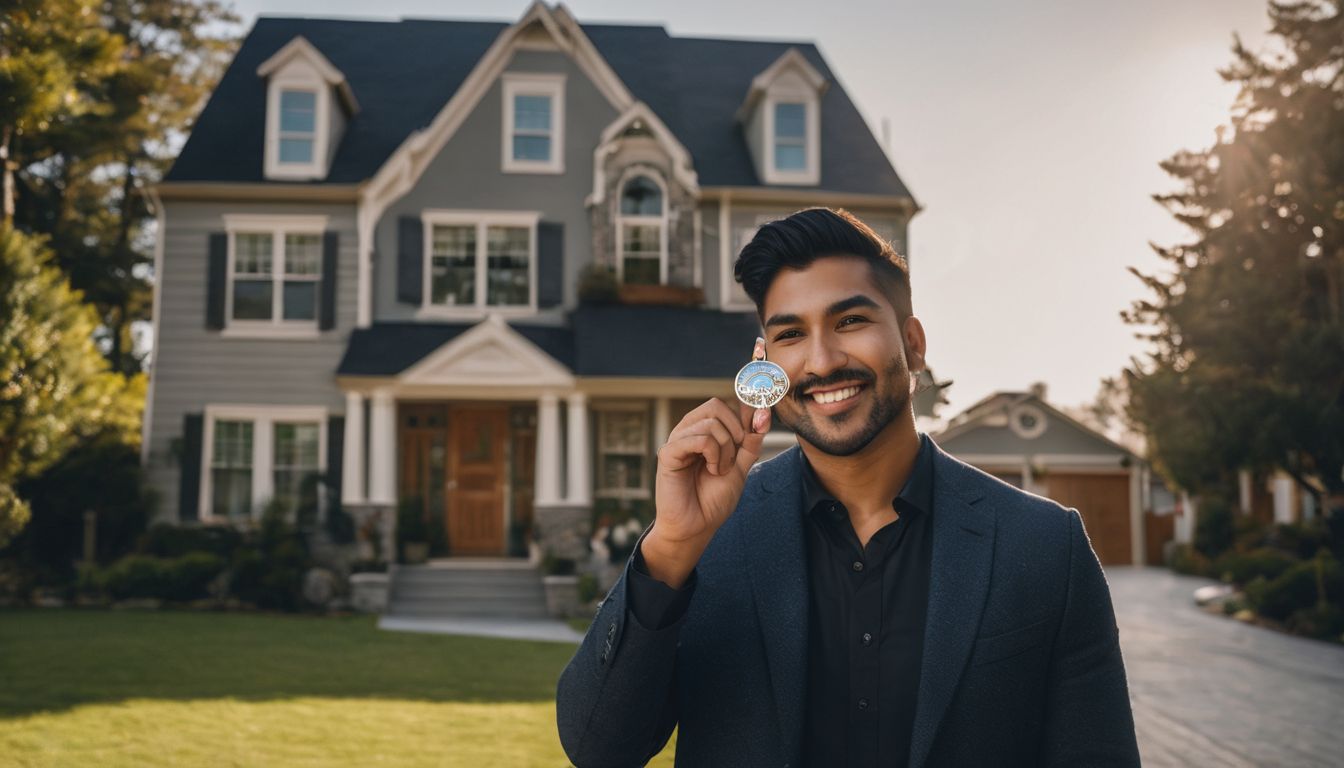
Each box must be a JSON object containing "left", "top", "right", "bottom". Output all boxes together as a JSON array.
[{"left": 735, "top": 337, "right": 790, "bottom": 409}]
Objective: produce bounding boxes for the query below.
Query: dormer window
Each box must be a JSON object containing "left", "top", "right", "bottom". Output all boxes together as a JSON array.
[
  {"left": 616, "top": 173, "right": 666, "bottom": 285},
  {"left": 256, "top": 36, "right": 359, "bottom": 181},
  {"left": 773, "top": 102, "right": 807, "bottom": 171},
  {"left": 737, "top": 48, "right": 826, "bottom": 186},
  {"left": 502, "top": 73, "right": 565, "bottom": 173},
  {"left": 278, "top": 89, "right": 317, "bottom": 164}
]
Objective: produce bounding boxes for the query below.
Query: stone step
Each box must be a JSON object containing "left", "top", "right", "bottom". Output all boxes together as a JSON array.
[
  {"left": 390, "top": 584, "right": 546, "bottom": 600},
  {"left": 392, "top": 569, "right": 542, "bottom": 584},
  {"left": 385, "top": 601, "right": 552, "bottom": 620}
]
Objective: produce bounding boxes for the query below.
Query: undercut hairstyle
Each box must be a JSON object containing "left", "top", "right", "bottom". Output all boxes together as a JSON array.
[{"left": 734, "top": 207, "right": 912, "bottom": 320}]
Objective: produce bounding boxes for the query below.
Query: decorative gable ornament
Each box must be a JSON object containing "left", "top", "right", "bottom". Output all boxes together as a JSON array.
[{"left": 399, "top": 314, "right": 574, "bottom": 389}]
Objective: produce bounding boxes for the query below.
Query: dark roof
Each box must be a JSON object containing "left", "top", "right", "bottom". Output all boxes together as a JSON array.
[
  {"left": 166, "top": 16, "right": 913, "bottom": 198},
  {"left": 335, "top": 307, "right": 761, "bottom": 379}
]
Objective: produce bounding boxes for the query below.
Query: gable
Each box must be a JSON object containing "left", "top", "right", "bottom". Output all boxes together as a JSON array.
[
  {"left": 400, "top": 315, "right": 574, "bottom": 388},
  {"left": 937, "top": 404, "right": 1130, "bottom": 458}
]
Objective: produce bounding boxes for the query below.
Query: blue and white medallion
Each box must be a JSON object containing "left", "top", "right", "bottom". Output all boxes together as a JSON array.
[{"left": 735, "top": 359, "right": 790, "bottom": 409}]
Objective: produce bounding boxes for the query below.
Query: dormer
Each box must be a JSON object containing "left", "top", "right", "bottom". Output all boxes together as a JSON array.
[
  {"left": 736, "top": 48, "right": 827, "bottom": 186},
  {"left": 256, "top": 36, "right": 359, "bottom": 181}
]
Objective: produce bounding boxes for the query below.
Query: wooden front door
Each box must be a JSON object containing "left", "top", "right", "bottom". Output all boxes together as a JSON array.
[
  {"left": 447, "top": 406, "right": 508, "bottom": 555},
  {"left": 1046, "top": 473, "right": 1133, "bottom": 566}
]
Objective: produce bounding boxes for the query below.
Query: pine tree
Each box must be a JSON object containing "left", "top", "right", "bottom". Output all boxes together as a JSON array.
[{"left": 1124, "top": 1, "right": 1344, "bottom": 511}]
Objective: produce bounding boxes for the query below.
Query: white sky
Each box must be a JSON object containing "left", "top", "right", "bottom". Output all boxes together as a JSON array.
[{"left": 225, "top": 0, "right": 1273, "bottom": 417}]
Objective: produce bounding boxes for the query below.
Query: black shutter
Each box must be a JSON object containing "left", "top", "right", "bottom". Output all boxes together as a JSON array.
[
  {"left": 206, "top": 233, "right": 227, "bottom": 329},
  {"left": 325, "top": 415, "right": 344, "bottom": 520},
  {"left": 179, "top": 413, "right": 204, "bottom": 522},
  {"left": 320, "top": 231, "right": 338, "bottom": 330},
  {"left": 537, "top": 221, "right": 563, "bottom": 308},
  {"left": 397, "top": 215, "right": 423, "bottom": 304}
]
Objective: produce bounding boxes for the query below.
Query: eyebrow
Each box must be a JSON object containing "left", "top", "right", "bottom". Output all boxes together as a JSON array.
[{"left": 764, "top": 294, "right": 883, "bottom": 329}]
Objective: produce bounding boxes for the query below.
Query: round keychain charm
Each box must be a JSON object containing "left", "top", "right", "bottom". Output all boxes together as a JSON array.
[{"left": 735, "top": 338, "right": 790, "bottom": 409}]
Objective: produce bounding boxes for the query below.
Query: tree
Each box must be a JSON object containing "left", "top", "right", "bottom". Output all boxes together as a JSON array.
[
  {"left": 1123, "top": 1, "right": 1344, "bottom": 512},
  {"left": 7, "top": 0, "right": 238, "bottom": 373},
  {"left": 0, "top": 225, "right": 143, "bottom": 547}
]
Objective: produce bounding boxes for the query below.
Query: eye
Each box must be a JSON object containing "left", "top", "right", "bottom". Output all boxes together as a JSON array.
[
  {"left": 773, "top": 329, "right": 802, "bottom": 341},
  {"left": 838, "top": 315, "right": 869, "bottom": 327}
]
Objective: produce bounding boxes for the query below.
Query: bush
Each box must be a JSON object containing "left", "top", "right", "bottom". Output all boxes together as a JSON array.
[
  {"left": 1169, "top": 544, "right": 1212, "bottom": 577},
  {"left": 228, "top": 504, "right": 310, "bottom": 611},
  {"left": 140, "top": 523, "right": 242, "bottom": 560},
  {"left": 1194, "top": 495, "right": 1236, "bottom": 559},
  {"left": 578, "top": 573, "right": 598, "bottom": 604},
  {"left": 1286, "top": 604, "right": 1344, "bottom": 640},
  {"left": 542, "top": 553, "right": 576, "bottom": 576},
  {"left": 1213, "top": 548, "right": 1299, "bottom": 586},
  {"left": 102, "top": 555, "right": 169, "bottom": 600},
  {"left": 161, "top": 552, "right": 226, "bottom": 602},
  {"left": 1246, "top": 552, "right": 1343, "bottom": 622}
]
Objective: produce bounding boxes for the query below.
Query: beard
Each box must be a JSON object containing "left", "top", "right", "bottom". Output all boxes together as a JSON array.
[{"left": 775, "top": 357, "right": 910, "bottom": 457}]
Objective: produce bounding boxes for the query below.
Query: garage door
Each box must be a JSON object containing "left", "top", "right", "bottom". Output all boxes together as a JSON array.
[{"left": 1045, "top": 473, "right": 1132, "bottom": 566}]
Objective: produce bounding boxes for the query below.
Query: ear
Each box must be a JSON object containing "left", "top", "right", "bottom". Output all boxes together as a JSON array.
[{"left": 902, "top": 315, "right": 927, "bottom": 372}]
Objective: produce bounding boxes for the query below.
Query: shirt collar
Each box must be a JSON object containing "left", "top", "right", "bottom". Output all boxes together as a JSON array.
[{"left": 799, "top": 432, "right": 935, "bottom": 520}]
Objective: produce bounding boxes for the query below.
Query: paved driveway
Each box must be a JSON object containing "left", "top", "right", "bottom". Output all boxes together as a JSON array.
[{"left": 1109, "top": 567, "right": 1344, "bottom": 767}]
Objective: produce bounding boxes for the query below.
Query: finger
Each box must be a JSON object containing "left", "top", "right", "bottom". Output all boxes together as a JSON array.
[
  {"left": 671, "top": 400, "right": 745, "bottom": 447},
  {"left": 659, "top": 433, "right": 722, "bottom": 474},
  {"left": 691, "top": 417, "right": 737, "bottom": 475},
  {"left": 735, "top": 412, "right": 769, "bottom": 475}
]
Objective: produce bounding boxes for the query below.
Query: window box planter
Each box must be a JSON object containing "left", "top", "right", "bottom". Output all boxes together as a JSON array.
[{"left": 617, "top": 284, "right": 704, "bottom": 306}]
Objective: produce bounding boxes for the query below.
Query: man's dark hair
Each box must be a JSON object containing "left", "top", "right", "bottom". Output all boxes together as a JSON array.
[{"left": 734, "top": 207, "right": 912, "bottom": 319}]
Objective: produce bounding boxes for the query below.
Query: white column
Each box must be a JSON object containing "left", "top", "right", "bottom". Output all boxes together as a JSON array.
[
  {"left": 566, "top": 392, "right": 591, "bottom": 507},
  {"left": 368, "top": 388, "right": 396, "bottom": 505},
  {"left": 1021, "top": 458, "right": 1035, "bottom": 495},
  {"left": 653, "top": 397, "right": 672, "bottom": 448},
  {"left": 342, "top": 391, "right": 366, "bottom": 504},
  {"left": 536, "top": 393, "right": 563, "bottom": 506},
  {"left": 1272, "top": 474, "right": 1294, "bottom": 524},
  {"left": 1177, "top": 492, "right": 1196, "bottom": 545}
]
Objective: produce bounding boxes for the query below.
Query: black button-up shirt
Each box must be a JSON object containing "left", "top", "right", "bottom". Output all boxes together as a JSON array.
[
  {"left": 798, "top": 433, "right": 934, "bottom": 768},
  {"left": 627, "top": 434, "right": 936, "bottom": 768}
]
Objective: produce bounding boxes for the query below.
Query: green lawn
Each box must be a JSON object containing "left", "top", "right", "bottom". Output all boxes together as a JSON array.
[{"left": 0, "top": 609, "right": 675, "bottom": 767}]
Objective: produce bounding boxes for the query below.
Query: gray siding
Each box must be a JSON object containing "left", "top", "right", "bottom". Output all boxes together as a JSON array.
[
  {"left": 374, "top": 49, "right": 619, "bottom": 321},
  {"left": 144, "top": 199, "right": 358, "bottom": 522}
]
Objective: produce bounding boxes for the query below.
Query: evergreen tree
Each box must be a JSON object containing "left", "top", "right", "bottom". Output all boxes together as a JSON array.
[
  {"left": 0, "top": 226, "right": 143, "bottom": 547},
  {"left": 1124, "top": 1, "right": 1344, "bottom": 511}
]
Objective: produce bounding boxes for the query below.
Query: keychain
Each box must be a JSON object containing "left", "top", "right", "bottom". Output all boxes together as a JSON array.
[{"left": 735, "top": 336, "right": 790, "bottom": 410}]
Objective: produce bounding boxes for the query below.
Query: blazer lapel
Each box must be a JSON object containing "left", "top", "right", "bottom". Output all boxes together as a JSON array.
[
  {"left": 739, "top": 446, "right": 808, "bottom": 766},
  {"left": 908, "top": 444, "right": 997, "bottom": 768}
]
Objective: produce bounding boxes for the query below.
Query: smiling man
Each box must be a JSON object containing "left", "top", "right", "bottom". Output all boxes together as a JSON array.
[{"left": 557, "top": 208, "right": 1140, "bottom": 768}]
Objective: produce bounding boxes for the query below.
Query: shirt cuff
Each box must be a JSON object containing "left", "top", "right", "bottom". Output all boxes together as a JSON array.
[{"left": 627, "top": 540, "right": 698, "bottom": 631}]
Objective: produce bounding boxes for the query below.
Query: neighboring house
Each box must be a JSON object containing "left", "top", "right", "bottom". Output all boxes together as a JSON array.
[
  {"left": 933, "top": 384, "right": 1154, "bottom": 566},
  {"left": 142, "top": 2, "right": 921, "bottom": 563}
]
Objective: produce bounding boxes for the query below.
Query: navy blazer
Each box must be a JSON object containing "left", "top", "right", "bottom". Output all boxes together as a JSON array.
[{"left": 557, "top": 440, "right": 1140, "bottom": 767}]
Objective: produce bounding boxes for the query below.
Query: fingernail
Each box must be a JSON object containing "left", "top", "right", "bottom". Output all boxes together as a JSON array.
[
  {"left": 752, "top": 408, "right": 768, "bottom": 433},
  {"left": 753, "top": 337, "right": 766, "bottom": 360}
]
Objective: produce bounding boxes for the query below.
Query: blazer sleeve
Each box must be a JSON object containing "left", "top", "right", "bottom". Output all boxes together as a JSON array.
[
  {"left": 556, "top": 525, "right": 695, "bottom": 768},
  {"left": 1039, "top": 508, "right": 1142, "bottom": 766}
]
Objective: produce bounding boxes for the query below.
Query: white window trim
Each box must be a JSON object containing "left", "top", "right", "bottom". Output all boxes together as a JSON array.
[
  {"left": 222, "top": 214, "right": 327, "bottom": 338},
  {"left": 199, "top": 404, "right": 328, "bottom": 524},
  {"left": 614, "top": 170, "right": 668, "bottom": 285},
  {"left": 721, "top": 213, "right": 781, "bottom": 311},
  {"left": 595, "top": 403, "right": 652, "bottom": 500},
  {"left": 501, "top": 73, "right": 565, "bottom": 174},
  {"left": 264, "top": 79, "right": 331, "bottom": 180},
  {"left": 763, "top": 89, "right": 820, "bottom": 185},
  {"left": 417, "top": 209, "right": 540, "bottom": 320}
]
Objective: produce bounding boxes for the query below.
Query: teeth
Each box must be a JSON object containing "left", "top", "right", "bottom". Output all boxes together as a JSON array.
[{"left": 811, "top": 385, "right": 861, "bottom": 404}]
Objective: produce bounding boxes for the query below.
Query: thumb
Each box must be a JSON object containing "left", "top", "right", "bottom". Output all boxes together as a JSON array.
[{"left": 735, "top": 409, "right": 770, "bottom": 474}]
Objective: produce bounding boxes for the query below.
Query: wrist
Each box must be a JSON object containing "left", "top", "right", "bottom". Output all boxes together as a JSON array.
[{"left": 641, "top": 527, "right": 703, "bottom": 589}]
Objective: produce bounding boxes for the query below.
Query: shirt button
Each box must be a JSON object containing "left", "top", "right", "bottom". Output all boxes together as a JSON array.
[
  {"left": 862, "top": 632, "right": 873, "bottom": 646},
  {"left": 858, "top": 698, "right": 870, "bottom": 710},
  {"left": 852, "top": 561, "right": 864, "bottom": 572}
]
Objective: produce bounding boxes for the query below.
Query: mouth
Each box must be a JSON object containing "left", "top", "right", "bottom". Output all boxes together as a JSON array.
[{"left": 802, "top": 382, "right": 868, "bottom": 409}]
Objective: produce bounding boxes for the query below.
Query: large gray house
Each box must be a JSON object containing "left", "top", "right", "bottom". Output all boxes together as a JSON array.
[{"left": 142, "top": 2, "right": 919, "bottom": 566}]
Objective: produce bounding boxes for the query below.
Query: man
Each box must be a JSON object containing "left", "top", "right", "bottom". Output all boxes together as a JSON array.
[{"left": 557, "top": 208, "right": 1140, "bottom": 767}]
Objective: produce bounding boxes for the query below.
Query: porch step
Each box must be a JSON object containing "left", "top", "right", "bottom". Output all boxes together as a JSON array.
[{"left": 385, "top": 561, "right": 552, "bottom": 620}]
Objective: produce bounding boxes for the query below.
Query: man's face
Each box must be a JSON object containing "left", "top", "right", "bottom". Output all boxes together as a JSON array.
[{"left": 761, "top": 255, "right": 925, "bottom": 457}]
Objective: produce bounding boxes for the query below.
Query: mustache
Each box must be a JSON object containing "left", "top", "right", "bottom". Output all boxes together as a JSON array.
[{"left": 792, "top": 368, "right": 876, "bottom": 400}]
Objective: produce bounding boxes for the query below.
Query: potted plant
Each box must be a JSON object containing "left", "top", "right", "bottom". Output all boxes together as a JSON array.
[
  {"left": 577, "top": 263, "right": 618, "bottom": 304},
  {"left": 541, "top": 553, "right": 581, "bottom": 618},
  {"left": 396, "top": 496, "right": 429, "bottom": 564}
]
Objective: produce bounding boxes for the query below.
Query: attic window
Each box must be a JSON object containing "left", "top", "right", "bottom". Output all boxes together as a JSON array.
[
  {"left": 278, "top": 89, "right": 317, "bottom": 164},
  {"left": 773, "top": 102, "right": 807, "bottom": 171},
  {"left": 502, "top": 73, "right": 565, "bottom": 174}
]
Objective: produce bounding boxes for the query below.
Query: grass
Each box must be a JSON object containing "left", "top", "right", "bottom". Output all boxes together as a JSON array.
[{"left": 0, "top": 609, "right": 675, "bottom": 767}]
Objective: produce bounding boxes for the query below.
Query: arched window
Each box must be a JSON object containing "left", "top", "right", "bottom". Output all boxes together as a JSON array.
[{"left": 617, "top": 174, "right": 666, "bottom": 285}]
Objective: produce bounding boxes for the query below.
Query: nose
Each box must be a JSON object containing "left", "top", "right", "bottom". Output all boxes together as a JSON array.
[{"left": 802, "top": 333, "right": 848, "bottom": 382}]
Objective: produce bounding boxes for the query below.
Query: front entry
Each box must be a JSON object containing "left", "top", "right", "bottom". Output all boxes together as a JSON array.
[
  {"left": 398, "top": 402, "right": 534, "bottom": 557},
  {"left": 446, "top": 406, "right": 507, "bottom": 555}
]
